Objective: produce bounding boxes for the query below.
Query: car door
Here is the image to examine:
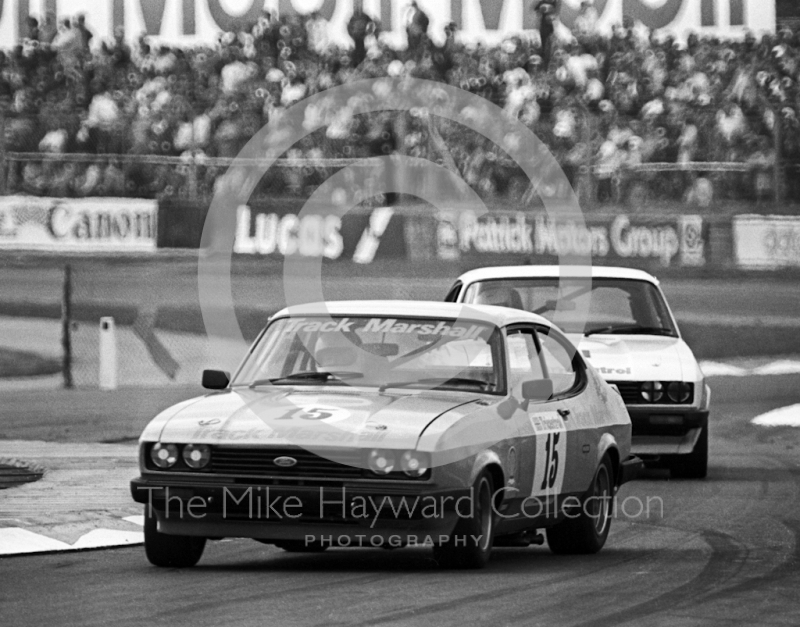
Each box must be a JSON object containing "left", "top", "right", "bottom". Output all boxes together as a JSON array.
[
  {"left": 534, "top": 324, "right": 595, "bottom": 496},
  {"left": 504, "top": 325, "right": 569, "bottom": 504}
]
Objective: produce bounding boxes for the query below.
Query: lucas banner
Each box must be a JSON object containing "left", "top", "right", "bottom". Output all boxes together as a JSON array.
[
  {"left": 436, "top": 210, "right": 706, "bottom": 268},
  {"left": 0, "top": 196, "right": 157, "bottom": 251},
  {"left": 233, "top": 204, "right": 406, "bottom": 261},
  {"left": 0, "top": 0, "right": 775, "bottom": 49},
  {"left": 733, "top": 215, "right": 800, "bottom": 269}
]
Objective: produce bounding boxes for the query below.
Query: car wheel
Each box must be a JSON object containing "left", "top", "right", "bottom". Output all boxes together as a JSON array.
[
  {"left": 547, "top": 455, "right": 613, "bottom": 555},
  {"left": 274, "top": 540, "right": 328, "bottom": 553},
  {"left": 144, "top": 508, "right": 206, "bottom": 568},
  {"left": 670, "top": 426, "right": 708, "bottom": 479},
  {"left": 433, "top": 470, "right": 495, "bottom": 569}
]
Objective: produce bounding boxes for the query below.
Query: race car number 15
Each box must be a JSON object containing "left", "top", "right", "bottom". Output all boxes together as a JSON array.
[{"left": 529, "top": 413, "right": 567, "bottom": 497}]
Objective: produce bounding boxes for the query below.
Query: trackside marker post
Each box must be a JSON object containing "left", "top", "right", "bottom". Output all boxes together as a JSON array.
[
  {"left": 99, "top": 317, "right": 118, "bottom": 390},
  {"left": 61, "top": 264, "right": 73, "bottom": 389}
]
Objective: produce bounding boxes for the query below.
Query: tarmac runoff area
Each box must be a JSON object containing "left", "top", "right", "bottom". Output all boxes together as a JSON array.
[
  {"left": 0, "top": 440, "right": 143, "bottom": 556},
  {"left": 1, "top": 363, "right": 800, "bottom": 557}
]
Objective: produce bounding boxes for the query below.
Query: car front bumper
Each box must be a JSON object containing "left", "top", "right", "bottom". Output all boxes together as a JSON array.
[
  {"left": 131, "top": 476, "right": 468, "bottom": 542},
  {"left": 626, "top": 408, "right": 709, "bottom": 457}
]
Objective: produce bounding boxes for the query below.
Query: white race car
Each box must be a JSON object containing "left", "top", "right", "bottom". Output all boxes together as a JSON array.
[
  {"left": 447, "top": 266, "right": 710, "bottom": 478},
  {"left": 132, "top": 301, "right": 638, "bottom": 569}
]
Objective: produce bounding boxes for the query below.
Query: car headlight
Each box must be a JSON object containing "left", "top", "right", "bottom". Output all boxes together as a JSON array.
[
  {"left": 150, "top": 443, "right": 179, "bottom": 469},
  {"left": 641, "top": 381, "right": 664, "bottom": 402},
  {"left": 667, "top": 381, "right": 693, "bottom": 403},
  {"left": 182, "top": 443, "right": 211, "bottom": 469},
  {"left": 400, "top": 451, "right": 429, "bottom": 478},
  {"left": 368, "top": 449, "right": 396, "bottom": 475}
]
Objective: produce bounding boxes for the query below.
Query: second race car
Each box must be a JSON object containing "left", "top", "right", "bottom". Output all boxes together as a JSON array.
[{"left": 446, "top": 266, "right": 710, "bottom": 478}]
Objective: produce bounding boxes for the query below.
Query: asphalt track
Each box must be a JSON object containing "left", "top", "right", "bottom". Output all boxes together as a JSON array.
[
  {"left": 2, "top": 255, "right": 800, "bottom": 320},
  {"left": 2, "top": 379, "right": 799, "bottom": 627}
]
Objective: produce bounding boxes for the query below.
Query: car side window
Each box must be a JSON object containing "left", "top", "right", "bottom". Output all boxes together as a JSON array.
[
  {"left": 536, "top": 327, "right": 582, "bottom": 397},
  {"left": 506, "top": 329, "right": 546, "bottom": 393},
  {"left": 444, "top": 282, "right": 462, "bottom": 303}
]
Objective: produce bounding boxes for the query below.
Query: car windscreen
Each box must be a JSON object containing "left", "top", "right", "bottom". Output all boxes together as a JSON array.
[
  {"left": 232, "top": 315, "right": 504, "bottom": 394},
  {"left": 462, "top": 278, "right": 677, "bottom": 337}
]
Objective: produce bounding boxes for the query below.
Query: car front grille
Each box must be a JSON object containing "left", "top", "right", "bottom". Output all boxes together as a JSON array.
[
  {"left": 209, "top": 447, "right": 364, "bottom": 479},
  {"left": 610, "top": 381, "right": 643, "bottom": 405}
]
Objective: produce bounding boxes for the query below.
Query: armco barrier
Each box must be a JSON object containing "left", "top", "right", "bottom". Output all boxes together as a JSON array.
[{"left": 158, "top": 198, "right": 740, "bottom": 271}]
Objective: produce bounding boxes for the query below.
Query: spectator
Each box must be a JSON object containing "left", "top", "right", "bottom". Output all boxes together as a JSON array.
[
  {"left": 574, "top": 1, "right": 599, "bottom": 41},
  {"left": 0, "top": 9, "right": 792, "bottom": 204},
  {"left": 406, "top": 2, "right": 430, "bottom": 58},
  {"left": 347, "top": 0, "right": 373, "bottom": 67},
  {"left": 25, "top": 17, "right": 39, "bottom": 41},
  {"left": 75, "top": 14, "right": 93, "bottom": 50},
  {"left": 534, "top": 0, "right": 560, "bottom": 68}
]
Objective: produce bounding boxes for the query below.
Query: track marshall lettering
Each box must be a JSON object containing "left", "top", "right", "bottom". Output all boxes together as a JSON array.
[{"left": 282, "top": 317, "right": 487, "bottom": 340}]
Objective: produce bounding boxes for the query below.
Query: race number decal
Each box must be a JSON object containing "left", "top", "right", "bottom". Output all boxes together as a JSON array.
[
  {"left": 277, "top": 404, "right": 351, "bottom": 423},
  {"left": 529, "top": 413, "right": 567, "bottom": 497}
]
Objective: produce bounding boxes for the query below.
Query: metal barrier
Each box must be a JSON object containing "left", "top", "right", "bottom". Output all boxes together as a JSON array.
[{"left": 0, "top": 107, "right": 790, "bottom": 207}]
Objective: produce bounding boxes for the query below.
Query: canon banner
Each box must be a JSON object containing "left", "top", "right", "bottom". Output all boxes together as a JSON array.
[
  {"left": 734, "top": 215, "right": 800, "bottom": 269},
  {"left": 0, "top": 0, "right": 775, "bottom": 49},
  {"left": 0, "top": 196, "right": 157, "bottom": 251},
  {"left": 436, "top": 210, "right": 706, "bottom": 267}
]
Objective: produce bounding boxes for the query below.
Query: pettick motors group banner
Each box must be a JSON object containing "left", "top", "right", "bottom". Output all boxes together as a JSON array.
[
  {"left": 0, "top": 196, "right": 157, "bottom": 251},
  {"left": 733, "top": 215, "right": 800, "bottom": 269},
  {"left": 436, "top": 210, "right": 706, "bottom": 268}
]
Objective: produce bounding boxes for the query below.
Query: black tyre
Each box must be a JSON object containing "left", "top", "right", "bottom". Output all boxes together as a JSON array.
[
  {"left": 547, "top": 455, "right": 613, "bottom": 555},
  {"left": 274, "top": 540, "right": 328, "bottom": 553},
  {"left": 670, "top": 426, "right": 708, "bottom": 479},
  {"left": 433, "top": 470, "right": 496, "bottom": 569},
  {"left": 144, "top": 508, "right": 206, "bottom": 568}
]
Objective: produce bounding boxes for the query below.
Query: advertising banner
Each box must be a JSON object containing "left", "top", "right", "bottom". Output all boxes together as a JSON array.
[
  {"left": 0, "top": 0, "right": 775, "bottom": 49},
  {"left": 436, "top": 210, "right": 706, "bottom": 268},
  {"left": 0, "top": 196, "right": 157, "bottom": 251},
  {"left": 733, "top": 215, "right": 800, "bottom": 269},
  {"left": 233, "top": 204, "right": 406, "bottom": 261}
]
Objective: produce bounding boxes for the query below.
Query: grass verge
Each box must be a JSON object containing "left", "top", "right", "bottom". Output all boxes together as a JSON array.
[{"left": 0, "top": 347, "right": 61, "bottom": 378}]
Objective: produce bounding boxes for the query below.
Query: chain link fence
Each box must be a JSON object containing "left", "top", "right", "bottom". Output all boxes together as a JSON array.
[{"left": 0, "top": 106, "right": 791, "bottom": 208}]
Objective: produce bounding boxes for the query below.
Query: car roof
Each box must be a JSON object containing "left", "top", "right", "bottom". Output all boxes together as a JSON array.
[
  {"left": 271, "top": 300, "right": 555, "bottom": 328},
  {"left": 455, "top": 265, "right": 659, "bottom": 285}
]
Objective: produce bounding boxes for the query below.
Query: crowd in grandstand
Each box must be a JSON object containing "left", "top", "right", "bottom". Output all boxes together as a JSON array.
[{"left": 0, "top": 1, "right": 794, "bottom": 202}]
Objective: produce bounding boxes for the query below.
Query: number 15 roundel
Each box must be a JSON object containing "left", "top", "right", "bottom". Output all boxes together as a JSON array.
[{"left": 529, "top": 413, "right": 567, "bottom": 497}]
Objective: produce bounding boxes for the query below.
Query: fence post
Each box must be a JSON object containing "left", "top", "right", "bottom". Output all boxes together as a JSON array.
[
  {"left": 61, "top": 264, "right": 73, "bottom": 389},
  {"left": 99, "top": 317, "right": 118, "bottom": 390},
  {"left": 0, "top": 110, "right": 6, "bottom": 195},
  {"left": 188, "top": 154, "right": 199, "bottom": 200},
  {"left": 774, "top": 106, "right": 785, "bottom": 204}
]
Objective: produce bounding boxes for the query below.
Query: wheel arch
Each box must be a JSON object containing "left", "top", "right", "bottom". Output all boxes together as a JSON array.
[
  {"left": 596, "top": 433, "right": 620, "bottom": 486},
  {"left": 470, "top": 450, "right": 506, "bottom": 510}
]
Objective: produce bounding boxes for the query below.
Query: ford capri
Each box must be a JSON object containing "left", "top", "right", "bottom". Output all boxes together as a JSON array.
[
  {"left": 131, "top": 301, "right": 639, "bottom": 569},
  {"left": 446, "top": 266, "right": 710, "bottom": 478}
]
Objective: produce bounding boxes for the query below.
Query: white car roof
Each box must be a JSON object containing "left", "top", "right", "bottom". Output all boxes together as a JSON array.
[
  {"left": 272, "top": 300, "right": 555, "bottom": 328},
  {"left": 456, "top": 265, "right": 660, "bottom": 285}
]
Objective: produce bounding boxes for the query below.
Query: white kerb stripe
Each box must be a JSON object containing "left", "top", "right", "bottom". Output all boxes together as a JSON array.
[{"left": 752, "top": 404, "right": 800, "bottom": 428}]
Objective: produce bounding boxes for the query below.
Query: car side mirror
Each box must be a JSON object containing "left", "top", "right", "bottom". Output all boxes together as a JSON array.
[
  {"left": 202, "top": 369, "right": 230, "bottom": 390},
  {"left": 522, "top": 379, "right": 554, "bottom": 401}
]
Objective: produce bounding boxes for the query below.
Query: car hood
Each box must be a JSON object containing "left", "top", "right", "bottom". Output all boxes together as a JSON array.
[
  {"left": 153, "top": 386, "right": 481, "bottom": 449},
  {"left": 578, "top": 335, "right": 692, "bottom": 381}
]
